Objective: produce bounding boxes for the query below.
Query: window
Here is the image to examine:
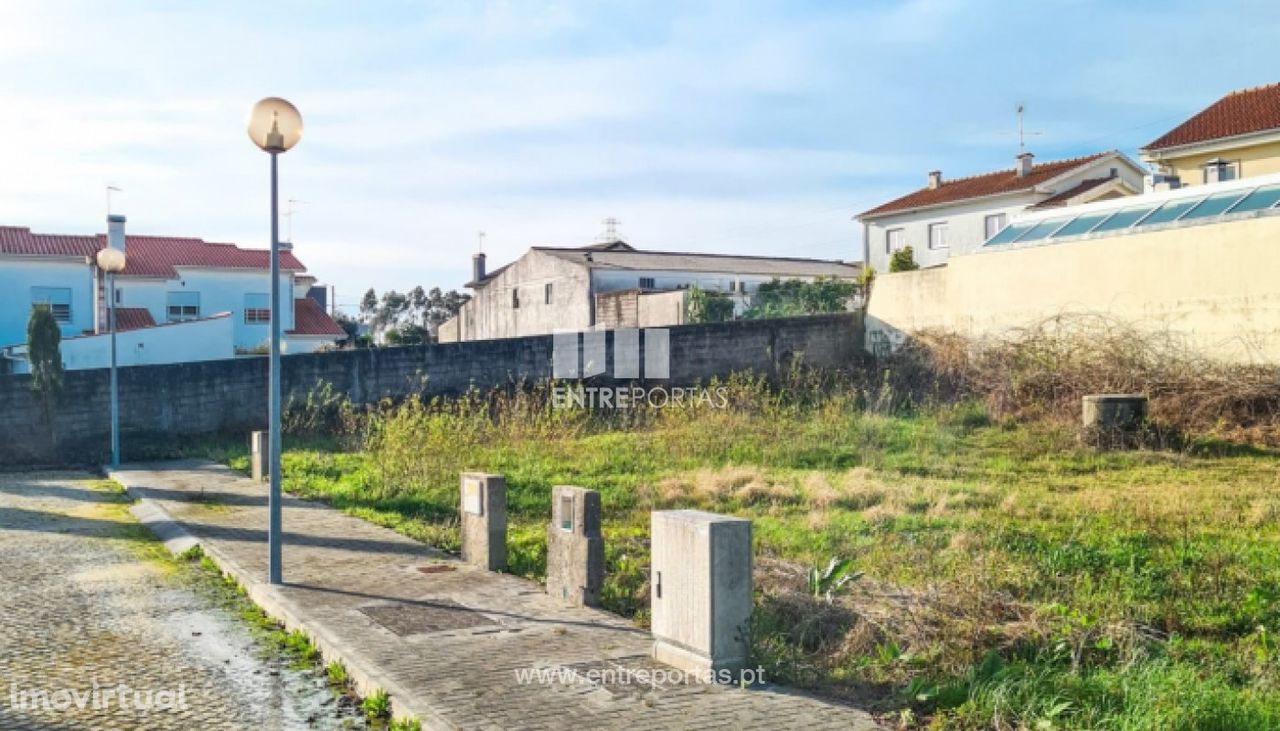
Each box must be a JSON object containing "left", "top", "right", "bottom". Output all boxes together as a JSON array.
[
  {"left": 244, "top": 293, "right": 271, "bottom": 324},
  {"left": 544, "top": 283, "right": 553, "bottom": 305},
  {"left": 512, "top": 287, "right": 520, "bottom": 309},
  {"left": 928, "top": 222, "right": 949, "bottom": 249},
  {"left": 639, "top": 277, "right": 656, "bottom": 289},
  {"left": 984, "top": 214, "right": 1008, "bottom": 240},
  {"left": 166, "top": 291, "right": 200, "bottom": 322},
  {"left": 31, "top": 287, "right": 72, "bottom": 322},
  {"left": 885, "top": 228, "right": 904, "bottom": 253}
]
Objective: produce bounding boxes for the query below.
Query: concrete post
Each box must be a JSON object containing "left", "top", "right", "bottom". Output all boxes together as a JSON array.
[
  {"left": 250, "top": 430, "right": 268, "bottom": 482},
  {"left": 650, "top": 510, "right": 752, "bottom": 679},
  {"left": 1082, "top": 394, "right": 1148, "bottom": 430},
  {"left": 460, "top": 473, "right": 507, "bottom": 571},
  {"left": 545, "top": 486, "right": 604, "bottom": 607}
]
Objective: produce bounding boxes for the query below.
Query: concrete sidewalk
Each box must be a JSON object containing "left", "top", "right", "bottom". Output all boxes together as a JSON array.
[{"left": 111, "top": 460, "right": 880, "bottom": 730}]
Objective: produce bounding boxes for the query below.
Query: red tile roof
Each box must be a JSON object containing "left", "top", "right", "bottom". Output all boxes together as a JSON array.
[
  {"left": 0, "top": 226, "right": 306, "bottom": 277},
  {"left": 1145, "top": 83, "right": 1280, "bottom": 152},
  {"left": 288, "top": 297, "right": 346, "bottom": 337},
  {"left": 113, "top": 308, "right": 157, "bottom": 332},
  {"left": 1028, "top": 177, "right": 1115, "bottom": 209},
  {"left": 859, "top": 152, "right": 1112, "bottom": 218}
]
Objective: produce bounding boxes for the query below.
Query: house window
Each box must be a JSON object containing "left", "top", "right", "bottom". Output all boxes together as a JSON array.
[
  {"left": 512, "top": 288, "right": 520, "bottom": 309},
  {"left": 984, "top": 213, "right": 1008, "bottom": 240},
  {"left": 166, "top": 291, "right": 200, "bottom": 322},
  {"left": 31, "top": 287, "right": 72, "bottom": 322},
  {"left": 729, "top": 281, "right": 737, "bottom": 293},
  {"left": 544, "top": 283, "right": 553, "bottom": 305},
  {"left": 639, "top": 277, "right": 656, "bottom": 289},
  {"left": 244, "top": 293, "right": 271, "bottom": 324},
  {"left": 928, "top": 222, "right": 949, "bottom": 249},
  {"left": 885, "top": 228, "right": 904, "bottom": 253}
]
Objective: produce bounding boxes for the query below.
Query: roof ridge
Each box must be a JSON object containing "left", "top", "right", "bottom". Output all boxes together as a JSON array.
[
  {"left": 1226, "top": 81, "right": 1280, "bottom": 97},
  {"left": 931, "top": 151, "right": 1111, "bottom": 187}
]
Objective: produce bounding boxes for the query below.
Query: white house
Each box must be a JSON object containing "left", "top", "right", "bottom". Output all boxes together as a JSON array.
[
  {"left": 857, "top": 151, "right": 1147, "bottom": 272},
  {"left": 438, "top": 241, "right": 861, "bottom": 342},
  {"left": 0, "top": 216, "right": 346, "bottom": 373}
]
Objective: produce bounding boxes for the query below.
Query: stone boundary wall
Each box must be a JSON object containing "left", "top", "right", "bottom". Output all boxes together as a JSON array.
[{"left": 0, "top": 313, "right": 862, "bottom": 465}]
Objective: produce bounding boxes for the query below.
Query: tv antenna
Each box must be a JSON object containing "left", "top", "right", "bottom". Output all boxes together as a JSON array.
[
  {"left": 106, "top": 185, "right": 122, "bottom": 216},
  {"left": 285, "top": 199, "right": 309, "bottom": 243},
  {"left": 1015, "top": 103, "right": 1042, "bottom": 154}
]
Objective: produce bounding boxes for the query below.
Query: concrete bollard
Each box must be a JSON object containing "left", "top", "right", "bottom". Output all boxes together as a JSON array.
[
  {"left": 650, "top": 510, "right": 752, "bottom": 679},
  {"left": 250, "top": 430, "right": 268, "bottom": 482},
  {"left": 1082, "top": 394, "right": 1148, "bottom": 431},
  {"left": 545, "top": 486, "right": 604, "bottom": 607},
  {"left": 460, "top": 472, "right": 507, "bottom": 571}
]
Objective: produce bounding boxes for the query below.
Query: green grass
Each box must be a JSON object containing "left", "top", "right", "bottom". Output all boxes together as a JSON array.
[{"left": 191, "top": 387, "right": 1280, "bottom": 729}]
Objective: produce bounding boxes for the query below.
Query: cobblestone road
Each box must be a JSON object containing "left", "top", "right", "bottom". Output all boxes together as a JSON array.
[{"left": 0, "top": 472, "right": 358, "bottom": 730}]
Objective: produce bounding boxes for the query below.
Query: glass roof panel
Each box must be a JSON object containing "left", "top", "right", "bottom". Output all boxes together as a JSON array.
[
  {"left": 1140, "top": 198, "right": 1201, "bottom": 226},
  {"left": 1182, "top": 191, "right": 1248, "bottom": 220},
  {"left": 1013, "top": 217, "right": 1071, "bottom": 243},
  {"left": 985, "top": 222, "right": 1033, "bottom": 245},
  {"left": 1091, "top": 206, "right": 1156, "bottom": 233},
  {"left": 1228, "top": 185, "right": 1280, "bottom": 214},
  {"left": 1052, "top": 213, "right": 1111, "bottom": 238}
]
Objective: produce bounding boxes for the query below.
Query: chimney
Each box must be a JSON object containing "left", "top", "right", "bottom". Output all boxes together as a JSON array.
[
  {"left": 927, "top": 170, "right": 942, "bottom": 189},
  {"left": 1016, "top": 152, "right": 1034, "bottom": 178},
  {"left": 107, "top": 214, "right": 126, "bottom": 253},
  {"left": 472, "top": 252, "right": 486, "bottom": 282}
]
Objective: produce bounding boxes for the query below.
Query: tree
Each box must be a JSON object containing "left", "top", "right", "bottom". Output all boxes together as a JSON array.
[
  {"left": 743, "top": 277, "right": 860, "bottom": 320},
  {"left": 27, "top": 305, "right": 64, "bottom": 444},
  {"left": 685, "top": 286, "right": 735, "bottom": 324},
  {"left": 356, "top": 286, "right": 471, "bottom": 345},
  {"left": 889, "top": 246, "right": 919, "bottom": 273}
]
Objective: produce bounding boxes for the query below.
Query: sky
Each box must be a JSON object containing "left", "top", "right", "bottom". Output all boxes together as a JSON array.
[{"left": 2, "top": 0, "right": 1278, "bottom": 314}]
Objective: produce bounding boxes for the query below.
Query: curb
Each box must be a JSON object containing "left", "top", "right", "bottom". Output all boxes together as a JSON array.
[{"left": 116, "top": 473, "right": 454, "bottom": 730}]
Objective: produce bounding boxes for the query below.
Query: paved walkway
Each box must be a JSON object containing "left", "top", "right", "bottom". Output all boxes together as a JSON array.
[
  {"left": 111, "top": 460, "right": 880, "bottom": 730},
  {"left": 0, "top": 471, "right": 358, "bottom": 730}
]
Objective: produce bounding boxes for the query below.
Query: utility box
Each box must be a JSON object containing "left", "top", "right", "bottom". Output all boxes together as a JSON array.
[
  {"left": 250, "top": 431, "right": 268, "bottom": 482},
  {"left": 545, "top": 486, "right": 604, "bottom": 607},
  {"left": 460, "top": 473, "right": 507, "bottom": 571},
  {"left": 650, "top": 510, "right": 752, "bottom": 678}
]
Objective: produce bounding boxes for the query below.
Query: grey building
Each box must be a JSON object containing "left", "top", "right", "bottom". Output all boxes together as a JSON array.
[{"left": 438, "top": 241, "right": 860, "bottom": 342}]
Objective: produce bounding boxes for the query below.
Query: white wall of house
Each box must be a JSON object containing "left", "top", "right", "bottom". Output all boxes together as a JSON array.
[
  {"left": 114, "top": 268, "right": 296, "bottom": 350},
  {"left": 8, "top": 314, "right": 236, "bottom": 373},
  {"left": 454, "top": 250, "right": 593, "bottom": 341},
  {"left": 863, "top": 157, "right": 1146, "bottom": 273},
  {"left": 0, "top": 257, "right": 93, "bottom": 346}
]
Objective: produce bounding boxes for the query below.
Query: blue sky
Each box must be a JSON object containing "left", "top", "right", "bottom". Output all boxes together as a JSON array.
[{"left": 2, "top": 0, "right": 1278, "bottom": 312}]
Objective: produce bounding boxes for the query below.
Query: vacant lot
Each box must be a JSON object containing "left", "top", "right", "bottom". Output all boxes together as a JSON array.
[{"left": 190, "top": 377, "right": 1280, "bottom": 730}]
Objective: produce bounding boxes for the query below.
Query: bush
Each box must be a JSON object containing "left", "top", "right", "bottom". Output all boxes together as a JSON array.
[{"left": 889, "top": 246, "right": 919, "bottom": 272}]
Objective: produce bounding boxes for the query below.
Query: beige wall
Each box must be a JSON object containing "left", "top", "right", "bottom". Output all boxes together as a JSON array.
[
  {"left": 1154, "top": 139, "right": 1280, "bottom": 187},
  {"left": 865, "top": 215, "right": 1280, "bottom": 363}
]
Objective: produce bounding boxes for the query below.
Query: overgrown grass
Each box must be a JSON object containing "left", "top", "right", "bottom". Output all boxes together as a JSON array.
[{"left": 179, "top": 360, "right": 1280, "bottom": 729}]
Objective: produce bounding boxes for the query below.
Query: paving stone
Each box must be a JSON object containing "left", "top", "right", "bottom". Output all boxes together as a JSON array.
[{"left": 112, "top": 460, "right": 882, "bottom": 730}]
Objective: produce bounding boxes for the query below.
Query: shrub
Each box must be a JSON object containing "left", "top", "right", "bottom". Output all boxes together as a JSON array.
[{"left": 889, "top": 246, "right": 919, "bottom": 272}]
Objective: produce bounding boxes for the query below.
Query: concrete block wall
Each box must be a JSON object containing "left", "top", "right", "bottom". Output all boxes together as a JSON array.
[{"left": 0, "top": 312, "right": 862, "bottom": 465}]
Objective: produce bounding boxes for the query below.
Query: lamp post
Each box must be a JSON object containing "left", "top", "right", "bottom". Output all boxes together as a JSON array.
[
  {"left": 247, "top": 97, "right": 303, "bottom": 586},
  {"left": 96, "top": 243, "right": 126, "bottom": 469}
]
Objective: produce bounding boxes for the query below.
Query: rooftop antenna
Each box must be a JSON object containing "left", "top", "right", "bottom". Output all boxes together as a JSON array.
[
  {"left": 1015, "top": 103, "right": 1042, "bottom": 155},
  {"left": 477, "top": 230, "right": 486, "bottom": 253},
  {"left": 598, "top": 216, "right": 622, "bottom": 243},
  {"left": 285, "top": 199, "right": 308, "bottom": 243},
  {"left": 106, "top": 185, "right": 122, "bottom": 216}
]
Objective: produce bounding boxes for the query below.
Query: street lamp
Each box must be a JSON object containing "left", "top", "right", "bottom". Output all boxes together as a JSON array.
[
  {"left": 247, "top": 97, "right": 303, "bottom": 586},
  {"left": 96, "top": 242, "right": 126, "bottom": 469}
]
